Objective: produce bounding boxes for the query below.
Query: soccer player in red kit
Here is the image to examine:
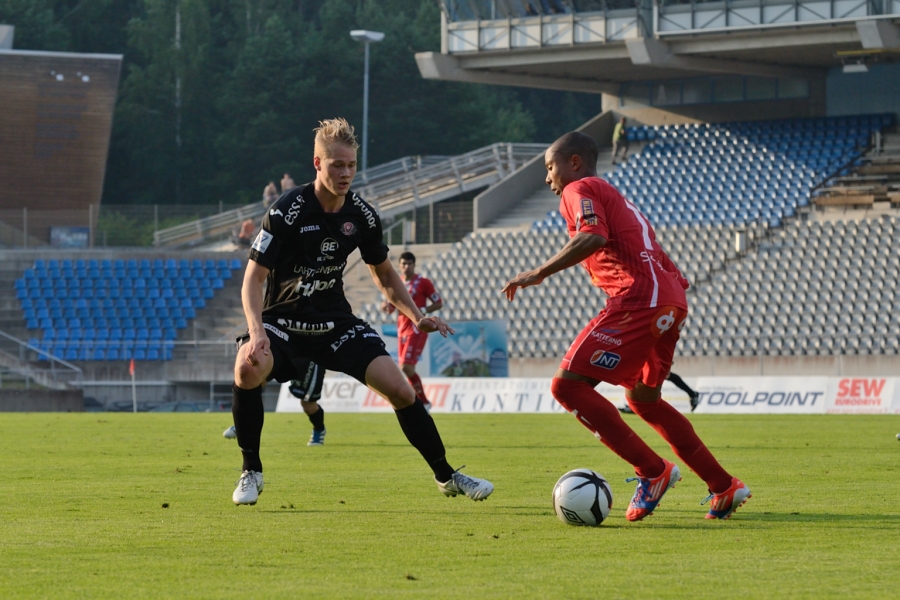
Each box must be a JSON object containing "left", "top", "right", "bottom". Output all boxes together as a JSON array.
[
  {"left": 382, "top": 252, "right": 443, "bottom": 408},
  {"left": 502, "top": 132, "right": 750, "bottom": 521}
]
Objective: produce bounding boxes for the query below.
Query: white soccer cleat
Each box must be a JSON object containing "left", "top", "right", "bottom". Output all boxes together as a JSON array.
[
  {"left": 232, "top": 470, "right": 264, "bottom": 505},
  {"left": 223, "top": 425, "right": 237, "bottom": 439},
  {"left": 436, "top": 467, "right": 494, "bottom": 501}
]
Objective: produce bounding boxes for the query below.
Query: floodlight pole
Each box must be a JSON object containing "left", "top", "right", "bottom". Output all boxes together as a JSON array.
[
  {"left": 350, "top": 30, "right": 384, "bottom": 172},
  {"left": 362, "top": 40, "right": 371, "bottom": 172}
]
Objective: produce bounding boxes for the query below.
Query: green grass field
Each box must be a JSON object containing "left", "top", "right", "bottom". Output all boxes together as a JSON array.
[{"left": 2, "top": 412, "right": 899, "bottom": 599}]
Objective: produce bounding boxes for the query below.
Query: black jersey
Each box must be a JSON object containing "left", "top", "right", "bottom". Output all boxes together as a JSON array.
[{"left": 248, "top": 183, "right": 389, "bottom": 317}]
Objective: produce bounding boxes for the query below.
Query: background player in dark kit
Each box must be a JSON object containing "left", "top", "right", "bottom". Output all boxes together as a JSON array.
[
  {"left": 229, "top": 118, "right": 493, "bottom": 505},
  {"left": 223, "top": 358, "right": 326, "bottom": 445}
]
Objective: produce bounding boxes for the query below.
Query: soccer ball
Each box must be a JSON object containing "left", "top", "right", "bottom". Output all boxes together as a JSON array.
[{"left": 552, "top": 469, "right": 613, "bottom": 526}]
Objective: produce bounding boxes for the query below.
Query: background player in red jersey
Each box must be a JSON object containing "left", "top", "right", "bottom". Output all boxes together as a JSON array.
[
  {"left": 502, "top": 131, "right": 751, "bottom": 521},
  {"left": 382, "top": 252, "right": 443, "bottom": 410}
]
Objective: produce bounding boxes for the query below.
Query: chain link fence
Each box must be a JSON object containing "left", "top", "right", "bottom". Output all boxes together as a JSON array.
[{"left": 0, "top": 204, "right": 249, "bottom": 249}]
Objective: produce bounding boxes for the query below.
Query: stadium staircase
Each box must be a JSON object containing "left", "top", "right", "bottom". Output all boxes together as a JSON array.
[
  {"left": 153, "top": 144, "right": 544, "bottom": 249},
  {"left": 813, "top": 131, "right": 900, "bottom": 209}
]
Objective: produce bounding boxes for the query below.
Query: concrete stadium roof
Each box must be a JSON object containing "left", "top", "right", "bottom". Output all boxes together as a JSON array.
[{"left": 417, "top": 18, "right": 899, "bottom": 93}]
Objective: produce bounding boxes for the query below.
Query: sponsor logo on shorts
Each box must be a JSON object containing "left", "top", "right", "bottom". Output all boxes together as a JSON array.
[
  {"left": 341, "top": 221, "right": 357, "bottom": 236},
  {"left": 590, "top": 330, "right": 622, "bottom": 346},
  {"left": 651, "top": 307, "right": 677, "bottom": 338},
  {"left": 330, "top": 324, "right": 368, "bottom": 351},
  {"left": 275, "top": 319, "right": 334, "bottom": 335},
  {"left": 251, "top": 230, "right": 273, "bottom": 253},
  {"left": 589, "top": 350, "right": 621, "bottom": 369},
  {"left": 263, "top": 322, "right": 289, "bottom": 341}
]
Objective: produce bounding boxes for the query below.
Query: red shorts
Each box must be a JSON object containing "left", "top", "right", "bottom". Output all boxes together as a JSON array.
[
  {"left": 561, "top": 304, "right": 688, "bottom": 390},
  {"left": 398, "top": 329, "right": 428, "bottom": 366}
]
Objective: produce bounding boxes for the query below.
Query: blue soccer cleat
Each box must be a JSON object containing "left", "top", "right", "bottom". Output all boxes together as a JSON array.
[{"left": 625, "top": 459, "right": 681, "bottom": 522}]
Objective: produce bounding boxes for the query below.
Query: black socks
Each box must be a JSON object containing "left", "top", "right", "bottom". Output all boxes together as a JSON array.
[
  {"left": 307, "top": 405, "right": 325, "bottom": 431},
  {"left": 395, "top": 398, "right": 455, "bottom": 482},
  {"left": 232, "top": 383, "right": 264, "bottom": 473}
]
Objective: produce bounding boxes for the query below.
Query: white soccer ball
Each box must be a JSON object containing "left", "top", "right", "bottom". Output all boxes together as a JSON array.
[{"left": 552, "top": 469, "right": 613, "bottom": 526}]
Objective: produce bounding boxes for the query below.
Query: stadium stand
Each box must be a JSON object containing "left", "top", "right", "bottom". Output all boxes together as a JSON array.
[
  {"left": 532, "top": 114, "right": 894, "bottom": 231},
  {"left": 362, "top": 115, "right": 900, "bottom": 360},
  {"left": 14, "top": 258, "right": 242, "bottom": 362}
]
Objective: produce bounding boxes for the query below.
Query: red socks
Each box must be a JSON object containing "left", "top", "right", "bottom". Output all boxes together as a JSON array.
[
  {"left": 626, "top": 397, "right": 733, "bottom": 493},
  {"left": 407, "top": 372, "right": 428, "bottom": 402},
  {"left": 551, "top": 378, "right": 664, "bottom": 479}
]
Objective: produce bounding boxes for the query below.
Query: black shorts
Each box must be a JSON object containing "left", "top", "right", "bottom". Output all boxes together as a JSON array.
[{"left": 236, "top": 312, "right": 388, "bottom": 384}]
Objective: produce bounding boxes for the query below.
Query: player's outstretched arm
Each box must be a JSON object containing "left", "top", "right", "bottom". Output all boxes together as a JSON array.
[
  {"left": 502, "top": 232, "right": 606, "bottom": 301},
  {"left": 368, "top": 259, "right": 455, "bottom": 337}
]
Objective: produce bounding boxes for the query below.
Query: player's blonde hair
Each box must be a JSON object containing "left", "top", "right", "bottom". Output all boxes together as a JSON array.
[{"left": 313, "top": 118, "right": 360, "bottom": 158}]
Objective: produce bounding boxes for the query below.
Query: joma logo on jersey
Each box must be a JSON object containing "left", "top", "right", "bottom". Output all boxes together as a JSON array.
[
  {"left": 320, "top": 238, "right": 338, "bottom": 253},
  {"left": 589, "top": 350, "right": 621, "bottom": 369}
]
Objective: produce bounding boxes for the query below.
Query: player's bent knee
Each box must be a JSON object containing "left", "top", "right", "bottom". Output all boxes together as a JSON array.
[
  {"left": 551, "top": 377, "right": 591, "bottom": 411},
  {"left": 628, "top": 382, "right": 662, "bottom": 403},
  {"left": 234, "top": 362, "right": 266, "bottom": 389}
]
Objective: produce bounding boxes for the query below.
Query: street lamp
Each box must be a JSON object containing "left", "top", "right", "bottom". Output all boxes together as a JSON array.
[{"left": 350, "top": 29, "right": 384, "bottom": 172}]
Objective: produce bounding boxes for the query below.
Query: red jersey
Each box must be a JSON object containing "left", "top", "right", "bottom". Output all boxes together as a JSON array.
[
  {"left": 397, "top": 274, "right": 442, "bottom": 334},
  {"left": 559, "top": 177, "right": 689, "bottom": 310}
]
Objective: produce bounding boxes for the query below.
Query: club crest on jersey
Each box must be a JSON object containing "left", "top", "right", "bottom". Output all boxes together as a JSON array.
[
  {"left": 589, "top": 350, "right": 621, "bottom": 369},
  {"left": 580, "top": 198, "right": 598, "bottom": 226},
  {"left": 341, "top": 222, "right": 357, "bottom": 236}
]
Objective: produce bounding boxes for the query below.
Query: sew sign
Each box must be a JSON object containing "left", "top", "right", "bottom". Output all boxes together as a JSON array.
[{"left": 827, "top": 378, "right": 896, "bottom": 414}]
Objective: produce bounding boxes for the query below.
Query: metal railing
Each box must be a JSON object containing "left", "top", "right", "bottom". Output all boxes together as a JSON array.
[
  {"left": 354, "top": 155, "right": 450, "bottom": 186},
  {"left": 152, "top": 144, "right": 545, "bottom": 248},
  {"left": 0, "top": 330, "right": 83, "bottom": 390},
  {"left": 152, "top": 203, "right": 268, "bottom": 249},
  {"left": 357, "top": 143, "right": 546, "bottom": 219}
]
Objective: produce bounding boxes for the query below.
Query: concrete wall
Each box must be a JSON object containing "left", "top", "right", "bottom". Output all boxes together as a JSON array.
[
  {"left": 473, "top": 110, "right": 617, "bottom": 229},
  {"left": 826, "top": 64, "right": 900, "bottom": 119},
  {"left": 509, "top": 354, "right": 900, "bottom": 378},
  {"left": 0, "top": 388, "right": 83, "bottom": 411},
  {"left": 601, "top": 76, "right": 827, "bottom": 125}
]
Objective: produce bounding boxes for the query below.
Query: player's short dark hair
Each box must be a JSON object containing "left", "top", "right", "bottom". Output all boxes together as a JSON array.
[
  {"left": 399, "top": 251, "right": 416, "bottom": 263},
  {"left": 550, "top": 131, "right": 599, "bottom": 170}
]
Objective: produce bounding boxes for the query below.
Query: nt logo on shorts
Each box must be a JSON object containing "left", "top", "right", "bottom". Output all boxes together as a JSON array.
[{"left": 589, "top": 350, "right": 621, "bottom": 369}]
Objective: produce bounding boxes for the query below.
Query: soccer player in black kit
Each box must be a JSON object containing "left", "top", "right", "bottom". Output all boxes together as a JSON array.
[{"left": 230, "top": 118, "right": 493, "bottom": 505}]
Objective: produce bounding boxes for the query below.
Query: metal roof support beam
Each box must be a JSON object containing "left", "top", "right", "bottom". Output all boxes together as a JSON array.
[
  {"left": 415, "top": 51, "right": 620, "bottom": 94},
  {"left": 856, "top": 20, "right": 900, "bottom": 49},
  {"left": 625, "top": 37, "right": 823, "bottom": 79}
]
